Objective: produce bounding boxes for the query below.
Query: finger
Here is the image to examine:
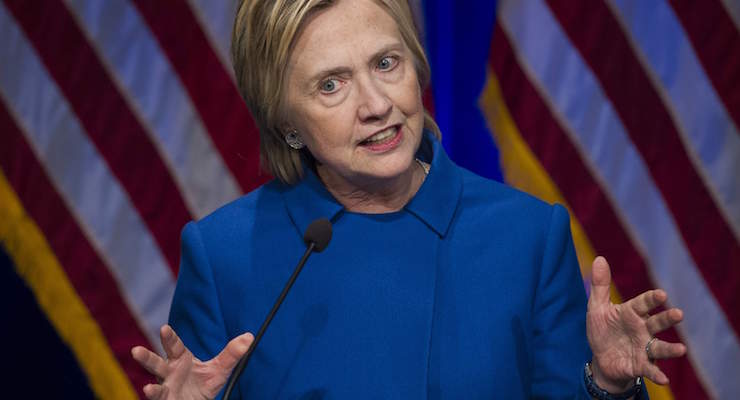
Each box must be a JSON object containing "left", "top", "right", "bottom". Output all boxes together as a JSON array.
[
  {"left": 214, "top": 332, "right": 255, "bottom": 373},
  {"left": 142, "top": 383, "right": 167, "bottom": 400},
  {"left": 646, "top": 308, "right": 684, "bottom": 336},
  {"left": 629, "top": 289, "right": 668, "bottom": 317},
  {"left": 588, "top": 256, "right": 612, "bottom": 309},
  {"left": 160, "top": 324, "right": 187, "bottom": 360},
  {"left": 646, "top": 339, "right": 687, "bottom": 361},
  {"left": 643, "top": 363, "right": 670, "bottom": 386},
  {"left": 131, "top": 346, "right": 168, "bottom": 378}
]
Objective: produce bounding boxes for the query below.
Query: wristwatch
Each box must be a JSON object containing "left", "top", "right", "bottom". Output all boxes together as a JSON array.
[{"left": 584, "top": 362, "right": 644, "bottom": 400}]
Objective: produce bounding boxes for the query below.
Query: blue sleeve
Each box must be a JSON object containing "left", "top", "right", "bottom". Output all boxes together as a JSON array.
[
  {"left": 531, "top": 205, "right": 650, "bottom": 399},
  {"left": 168, "top": 221, "right": 235, "bottom": 399},
  {"left": 530, "top": 204, "right": 591, "bottom": 399}
]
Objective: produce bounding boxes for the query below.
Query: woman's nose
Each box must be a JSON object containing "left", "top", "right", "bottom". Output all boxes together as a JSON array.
[{"left": 356, "top": 77, "right": 392, "bottom": 122}]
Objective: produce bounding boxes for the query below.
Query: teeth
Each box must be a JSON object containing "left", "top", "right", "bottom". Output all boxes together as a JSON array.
[{"left": 365, "top": 127, "right": 396, "bottom": 143}]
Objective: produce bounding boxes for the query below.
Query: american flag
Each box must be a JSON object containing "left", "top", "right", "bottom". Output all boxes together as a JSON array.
[
  {"left": 0, "top": 1, "right": 736, "bottom": 399},
  {"left": 1, "top": 1, "right": 264, "bottom": 398}
]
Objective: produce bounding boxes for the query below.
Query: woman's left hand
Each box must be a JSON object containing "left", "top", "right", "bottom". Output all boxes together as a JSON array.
[{"left": 586, "top": 256, "right": 687, "bottom": 392}]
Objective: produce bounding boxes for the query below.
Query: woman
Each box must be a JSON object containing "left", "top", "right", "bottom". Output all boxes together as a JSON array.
[{"left": 131, "top": 0, "right": 686, "bottom": 398}]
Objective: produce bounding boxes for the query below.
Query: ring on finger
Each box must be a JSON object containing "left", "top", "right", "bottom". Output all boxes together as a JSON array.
[{"left": 645, "top": 337, "right": 658, "bottom": 362}]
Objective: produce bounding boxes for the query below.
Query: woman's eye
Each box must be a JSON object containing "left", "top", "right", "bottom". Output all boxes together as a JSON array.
[
  {"left": 320, "top": 79, "right": 339, "bottom": 93},
  {"left": 378, "top": 56, "right": 397, "bottom": 71}
]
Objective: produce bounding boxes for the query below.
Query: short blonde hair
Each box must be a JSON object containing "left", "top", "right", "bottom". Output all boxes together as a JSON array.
[{"left": 232, "top": 0, "right": 440, "bottom": 184}]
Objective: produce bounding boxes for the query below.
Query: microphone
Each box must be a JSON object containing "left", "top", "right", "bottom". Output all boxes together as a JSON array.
[
  {"left": 303, "top": 218, "right": 332, "bottom": 252},
  {"left": 222, "top": 218, "right": 333, "bottom": 400}
]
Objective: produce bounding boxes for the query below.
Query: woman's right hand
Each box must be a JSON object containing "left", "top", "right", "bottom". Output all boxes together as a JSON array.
[{"left": 131, "top": 325, "right": 254, "bottom": 400}]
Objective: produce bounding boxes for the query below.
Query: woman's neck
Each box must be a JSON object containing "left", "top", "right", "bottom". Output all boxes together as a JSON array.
[{"left": 317, "top": 160, "right": 427, "bottom": 214}]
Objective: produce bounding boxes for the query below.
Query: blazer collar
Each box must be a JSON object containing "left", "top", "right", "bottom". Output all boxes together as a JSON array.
[
  {"left": 405, "top": 131, "right": 462, "bottom": 237},
  {"left": 281, "top": 131, "right": 462, "bottom": 238}
]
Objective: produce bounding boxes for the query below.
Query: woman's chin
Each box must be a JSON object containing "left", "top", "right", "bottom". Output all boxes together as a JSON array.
[
  {"left": 357, "top": 140, "right": 420, "bottom": 181},
  {"left": 358, "top": 157, "right": 417, "bottom": 183}
]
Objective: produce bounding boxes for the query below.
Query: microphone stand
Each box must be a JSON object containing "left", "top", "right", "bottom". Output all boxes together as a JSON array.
[{"left": 222, "top": 241, "right": 319, "bottom": 399}]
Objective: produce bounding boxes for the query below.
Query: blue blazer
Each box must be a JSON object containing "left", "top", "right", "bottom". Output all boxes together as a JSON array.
[{"left": 170, "top": 133, "right": 595, "bottom": 399}]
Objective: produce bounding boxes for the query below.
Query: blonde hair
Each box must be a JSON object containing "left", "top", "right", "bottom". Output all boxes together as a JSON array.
[{"left": 232, "top": 0, "right": 440, "bottom": 184}]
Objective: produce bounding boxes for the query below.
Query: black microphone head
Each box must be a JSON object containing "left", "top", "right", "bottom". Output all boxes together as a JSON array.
[{"left": 304, "top": 218, "right": 332, "bottom": 252}]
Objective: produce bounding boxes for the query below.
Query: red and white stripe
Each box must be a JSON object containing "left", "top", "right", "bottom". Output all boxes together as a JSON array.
[
  {"left": 186, "top": 0, "right": 239, "bottom": 76},
  {"left": 606, "top": 0, "right": 740, "bottom": 240},
  {"left": 0, "top": 1, "right": 173, "bottom": 353},
  {"left": 64, "top": 0, "right": 242, "bottom": 219}
]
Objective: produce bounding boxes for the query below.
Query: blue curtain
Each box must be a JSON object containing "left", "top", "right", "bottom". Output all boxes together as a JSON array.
[{"left": 423, "top": 0, "right": 502, "bottom": 181}]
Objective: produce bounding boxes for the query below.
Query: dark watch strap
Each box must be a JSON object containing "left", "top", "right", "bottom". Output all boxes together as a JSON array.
[{"left": 584, "top": 362, "right": 644, "bottom": 400}]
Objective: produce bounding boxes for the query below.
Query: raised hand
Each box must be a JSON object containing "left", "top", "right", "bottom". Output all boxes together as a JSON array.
[
  {"left": 131, "top": 325, "right": 254, "bottom": 400},
  {"left": 586, "top": 256, "right": 687, "bottom": 392}
]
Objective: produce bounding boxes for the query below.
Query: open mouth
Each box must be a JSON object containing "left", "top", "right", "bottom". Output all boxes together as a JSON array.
[{"left": 359, "top": 125, "right": 401, "bottom": 149}]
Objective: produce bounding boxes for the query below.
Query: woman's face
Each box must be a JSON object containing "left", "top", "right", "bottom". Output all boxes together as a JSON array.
[{"left": 283, "top": 0, "right": 424, "bottom": 190}]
